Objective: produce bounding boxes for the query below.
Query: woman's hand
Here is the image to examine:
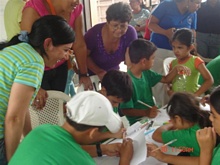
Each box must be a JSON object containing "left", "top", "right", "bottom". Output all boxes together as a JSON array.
[
  {"left": 33, "top": 88, "right": 48, "bottom": 109},
  {"left": 165, "top": 28, "right": 176, "bottom": 41}
]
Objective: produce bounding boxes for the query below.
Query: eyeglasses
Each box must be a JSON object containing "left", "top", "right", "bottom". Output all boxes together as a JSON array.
[{"left": 109, "top": 23, "right": 128, "bottom": 31}]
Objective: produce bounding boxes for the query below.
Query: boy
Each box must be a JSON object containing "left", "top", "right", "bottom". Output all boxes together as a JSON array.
[
  {"left": 9, "top": 91, "right": 133, "bottom": 165},
  {"left": 120, "top": 39, "right": 190, "bottom": 125}
]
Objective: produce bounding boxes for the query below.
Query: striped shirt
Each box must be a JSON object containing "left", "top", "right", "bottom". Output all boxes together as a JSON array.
[{"left": 0, "top": 43, "right": 44, "bottom": 139}]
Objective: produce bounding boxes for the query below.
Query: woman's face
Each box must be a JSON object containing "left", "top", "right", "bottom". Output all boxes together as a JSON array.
[
  {"left": 45, "top": 43, "right": 73, "bottom": 68},
  {"left": 188, "top": 0, "right": 201, "bottom": 13},
  {"left": 108, "top": 20, "right": 129, "bottom": 38},
  {"left": 209, "top": 105, "right": 220, "bottom": 135},
  {"left": 61, "top": 0, "right": 79, "bottom": 12},
  {"left": 129, "top": 0, "right": 141, "bottom": 10}
]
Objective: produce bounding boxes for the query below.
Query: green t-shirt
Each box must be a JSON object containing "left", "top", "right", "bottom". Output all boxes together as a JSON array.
[
  {"left": 120, "top": 70, "right": 162, "bottom": 125},
  {"left": 162, "top": 124, "right": 200, "bottom": 156},
  {"left": 211, "top": 143, "right": 220, "bottom": 165},
  {"left": 199, "top": 55, "right": 220, "bottom": 89},
  {"left": 9, "top": 124, "right": 96, "bottom": 165}
]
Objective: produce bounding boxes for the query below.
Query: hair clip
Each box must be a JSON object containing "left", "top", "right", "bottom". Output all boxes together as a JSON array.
[{"left": 18, "top": 31, "right": 29, "bottom": 42}]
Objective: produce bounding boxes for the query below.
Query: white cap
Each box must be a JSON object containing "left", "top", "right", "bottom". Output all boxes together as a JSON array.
[{"left": 66, "top": 91, "right": 122, "bottom": 133}]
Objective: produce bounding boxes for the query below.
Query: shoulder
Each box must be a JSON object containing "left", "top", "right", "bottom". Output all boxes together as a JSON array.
[{"left": 24, "top": 0, "right": 48, "bottom": 16}]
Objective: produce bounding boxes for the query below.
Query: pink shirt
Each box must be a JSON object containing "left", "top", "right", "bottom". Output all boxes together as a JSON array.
[{"left": 23, "top": 0, "right": 83, "bottom": 70}]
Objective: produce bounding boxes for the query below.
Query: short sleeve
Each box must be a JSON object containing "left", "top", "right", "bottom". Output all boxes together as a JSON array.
[
  {"left": 194, "top": 56, "right": 204, "bottom": 69},
  {"left": 151, "top": 1, "right": 169, "bottom": 20}
]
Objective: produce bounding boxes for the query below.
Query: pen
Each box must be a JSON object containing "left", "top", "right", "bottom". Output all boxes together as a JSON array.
[
  {"left": 137, "top": 100, "right": 161, "bottom": 113},
  {"left": 151, "top": 139, "right": 177, "bottom": 152}
]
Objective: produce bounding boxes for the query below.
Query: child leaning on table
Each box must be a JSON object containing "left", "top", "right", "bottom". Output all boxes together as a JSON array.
[
  {"left": 167, "top": 28, "right": 213, "bottom": 96},
  {"left": 196, "top": 86, "right": 220, "bottom": 165},
  {"left": 119, "top": 39, "right": 191, "bottom": 125},
  {"left": 152, "top": 92, "right": 212, "bottom": 157}
]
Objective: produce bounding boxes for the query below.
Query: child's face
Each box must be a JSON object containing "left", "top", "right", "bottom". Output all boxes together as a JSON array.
[
  {"left": 171, "top": 40, "right": 192, "bottom": 61},
  {"left": 209, "top": 105, "right": 220, "bottom": 135},
  {"left": 143, "top": 53, "right": 155, "bottom": 70},
  {"left": 106, "top": 95, "right": 124, "bottom": 108}
]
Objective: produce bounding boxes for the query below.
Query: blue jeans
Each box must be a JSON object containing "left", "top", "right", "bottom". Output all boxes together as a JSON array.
[
  {"left": 197, "top": 32, "right": 220, "bottom": 59},
  {"left": 0, "top": 139, "right": 7, "bottom": 165}
]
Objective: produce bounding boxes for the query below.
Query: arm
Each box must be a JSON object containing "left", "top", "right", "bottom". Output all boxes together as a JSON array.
[
  {"left": 81, "top": 143, "right": 121, "bottom": 157},
  {"left": 161, "top": 65, "right": 191, "bottom": 83},
  {"left": 20, "top": 7, "right": 40, "bottom": 32},
  {"left": 194, "top": 63, "right": 213, "bottom": 96},
  {"left": 23, "top": 110, "right": 32, "bottom": 136},
  {"left": 5, "top": 83, "right": 35, "bottom": 161},
  {"left": 86, "top": 53, "right": 107, "bottom": 80},
  {"left": 72, "top": 14, "right": 92, "bottom": 90},
  {"left": 152, "top": 123, "right": 174, "bottom": 142},
  {"left": 147, "top": 143, "right": 199, "bottom": 165},
  {"left": 148, "top": 15, "right": 175, "bottom": 41},
  {"left": 196, "top": 127, "right": 216, "bottom": 165},
  {"left": 121, "top": 107, "right": 158, "bottom": 118}
]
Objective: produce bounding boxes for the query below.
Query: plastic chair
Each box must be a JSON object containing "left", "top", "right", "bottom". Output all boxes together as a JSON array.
[
  {"left": 29, "top": 90, "right": 71, "bottom": 129},
  {"left": 163, "top": 57, "right": 176, "bottom": 75}
]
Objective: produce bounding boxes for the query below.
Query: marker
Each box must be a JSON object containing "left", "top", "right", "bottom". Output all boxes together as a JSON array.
[
  {"left": 151, "top": 139, "right": 177, "bottom": 152},
  {"left": 146, "top": 121, "right": 154, "bottom": 130}
]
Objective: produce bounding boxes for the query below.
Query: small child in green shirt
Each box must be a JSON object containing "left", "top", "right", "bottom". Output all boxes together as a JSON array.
[{"left": 120, "top": 39, "right": 191, "bottom": 125}]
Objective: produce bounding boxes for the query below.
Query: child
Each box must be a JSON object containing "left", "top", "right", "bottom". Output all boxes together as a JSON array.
[
  {"left": 152, "top": 92, "right": 211, "bottom": 157},
  {"left": 168, "top": 28, "right": 213, "bottom": 96},
  {"left": 120, "top": 39, "right": 190, "bottom": 125},
  {"left": 9, "top": 91, "right": 133, "bottom": 165},
  {"left": 196, "top": 86, "right": 220, "bottom": 165}
]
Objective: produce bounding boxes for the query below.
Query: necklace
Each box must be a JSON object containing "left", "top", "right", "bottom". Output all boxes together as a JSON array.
[{"left": 46, "top": 0, "right": 56, "bottom": 15}]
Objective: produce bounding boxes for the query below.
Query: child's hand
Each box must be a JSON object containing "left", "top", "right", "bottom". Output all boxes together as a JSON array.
[
  {"left": 196, "top": 127, "right": 216, "bottom": 153},
  {"left": 110, "top": 128, "right": 126, "bottom": 139},
  {"left": 200, "top": 94, "right": 210, "bottom": 106},
  {"left": 176, "top": 65, "right": 191, "bottom": 76},
  {"left": 102, "top": 143, "right": 121, "bottom": 157},
  {"left": 119, "top": 138, "right": 133, "bottom": 164},
  {"left": 147, "top": 143, "right": 165, "bottom": 162},
  {"left": 146, "top": 106, "right": 158, "bottom": 118}
]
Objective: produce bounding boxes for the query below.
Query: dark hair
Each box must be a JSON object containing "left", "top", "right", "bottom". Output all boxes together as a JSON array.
[
  {"left": 106, "top": 2, "right": 132, "bottom": 23},
  {"left": 66, "top": 116, "right": 104, "bottom": 132},
  {"left": 210, "top": 86, "right": 220, "bottom": 114},
  {"left": 171, "top": 28, "right": 194, "bottom": 47},
  {"left": 0, "top": 15, "right": 75, "bottom": 56},
  {"left": 167, "top": 92, "right": 211, "bottom": 128},
  {"left": 101, "top": 70, "right": 133, "bottom": 102},
  {"left": 129, "top": 39, "right": 157, "bottom": 63}
]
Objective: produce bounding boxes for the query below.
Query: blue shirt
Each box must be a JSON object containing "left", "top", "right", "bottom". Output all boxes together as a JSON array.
[{"left": 150, "top": 0, "right": 197, "bottom": 50}]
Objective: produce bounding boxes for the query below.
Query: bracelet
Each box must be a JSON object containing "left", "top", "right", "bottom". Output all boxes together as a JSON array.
[
  {"left": 96, "top": 143, "right": 102, "bottom": 157},
  {"left": 78, "top": 73, "right": 89, "bottom": 78}
]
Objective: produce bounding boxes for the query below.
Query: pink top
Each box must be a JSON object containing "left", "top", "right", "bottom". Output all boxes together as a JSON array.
[{"left": 24, "top": 0, "right": 83, "bottom": 70}]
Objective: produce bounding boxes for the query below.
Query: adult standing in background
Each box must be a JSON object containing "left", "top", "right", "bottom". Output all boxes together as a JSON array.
[
  {"left": 196, "top": 0, "right": 220, "bottom": 59},
  {"left": 4, "top": 0, "right": 26, "bottom": 41},
  {"left": 129, "top": 0, "right": 150, "bottom": 38},
  {"left": 21, "top": 0, "right": 92, "bottom": 109},
  {"left": 0, "top": 15, "right": 75, "bottom": 164},
  {"left": 84, "top": 2, "right": 137, "bottom": 80},
  {"left": 148, "top": 0, "right": 201, "bottom": 106}
]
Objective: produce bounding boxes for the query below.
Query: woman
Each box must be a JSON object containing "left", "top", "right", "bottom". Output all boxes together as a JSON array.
[
  {"left": 147, "top": 0, "right": 201, "bottom": 107},
  {"left": 129, "top": 0, "right": 150, "bottom": 38},
  {"left": 0, "top": 15, "right": 74, "bottom": 164},
  {"left": 21, "top": 0, "right": 92, "bottom": 109},
  {"left": 84, "top": 2, "right": 137, "bottom": 80}
]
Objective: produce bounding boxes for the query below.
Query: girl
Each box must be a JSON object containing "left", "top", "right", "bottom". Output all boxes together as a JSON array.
[
  {"left": 129, "top": 0, "right": 150, "bottom": 38},
  {"left": 0, "top": 15, "right": 75, "bottom": 164},
  {"left": 152, "top": 92, "right": 211, "bottom": 157},
  {"left": 196, "top": 86, "right": 220, "bottom": 165},
  {"left": 168, "top": 28, "right": 213, "bottom": 96}
]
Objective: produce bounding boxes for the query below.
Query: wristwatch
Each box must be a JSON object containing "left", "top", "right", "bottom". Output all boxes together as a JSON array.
[
  {"left": 96, "top": 143, "right": 102, "bottom": 157},
  {"left": 78, "top": 73, "right": 89, "bottom": 78}
]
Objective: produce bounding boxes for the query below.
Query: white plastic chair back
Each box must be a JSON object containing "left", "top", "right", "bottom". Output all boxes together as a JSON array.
[
  {"left": 197, "top": 53, "right": 212, "bottom": 63},
  {"left": 77, "top": 75, "right": 101, "bottom": 93},
  {"left": 163, "top": 57, "right": 176, "bottom": 75},
  {"left": 29, "top": 90, "right": 71, "bottom": 129}
]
